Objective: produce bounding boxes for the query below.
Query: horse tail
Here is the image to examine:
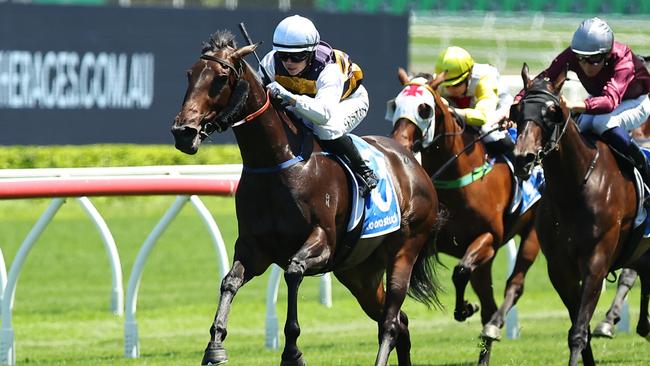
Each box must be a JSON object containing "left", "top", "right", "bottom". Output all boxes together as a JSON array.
[{"left": 407, "top": 207, "right": 448, "bottom": 309}]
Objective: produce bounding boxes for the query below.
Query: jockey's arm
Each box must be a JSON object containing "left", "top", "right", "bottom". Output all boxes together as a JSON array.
[
  {"left": 291, "top": 64, "right": 344, "bottom": 125},
  {"left": 460, "top": 76, "right": 499, "bottom": 126},
  {"left": 564, "top": 99, "right": 587, "bottom": 113},
  {"left": 258, "top": 52, "right": 276, "bottom": 84}
]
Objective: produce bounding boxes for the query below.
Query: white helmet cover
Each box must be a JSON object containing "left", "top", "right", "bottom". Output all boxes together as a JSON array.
[
  {"left": 273, "top": 15, "right": 320, "bottom": 53},
  {"left": 571, "top": 17, "right": 614, "bottom": 55},
  {"left": 386, "top": 78, "right": 437, "bottom": 147}
]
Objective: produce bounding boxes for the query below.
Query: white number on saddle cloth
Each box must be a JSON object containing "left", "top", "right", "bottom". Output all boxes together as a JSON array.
[{"left": 348, "top": 135, "right": 402, "bottom": 239}]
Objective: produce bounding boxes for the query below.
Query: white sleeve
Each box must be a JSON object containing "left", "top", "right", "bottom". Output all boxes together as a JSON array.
[
  {"left": 258, "top": 52, "right": 276, "bottom": 84},
  {"left": 292, "top": 63, "right": 345, "bottom": 125}
]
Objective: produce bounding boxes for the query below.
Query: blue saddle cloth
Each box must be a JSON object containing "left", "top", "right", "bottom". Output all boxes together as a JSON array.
[
  {"left": 339, "top": 135, "right": 401, "bottom": 239},
  {"left": 505, "top": 128, "right": 545, "bottom": 216}
]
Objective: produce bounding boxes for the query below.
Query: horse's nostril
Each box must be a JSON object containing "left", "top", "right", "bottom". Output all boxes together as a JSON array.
[{"left": 171, "top": 125, "right": 198, "bottom": 139}]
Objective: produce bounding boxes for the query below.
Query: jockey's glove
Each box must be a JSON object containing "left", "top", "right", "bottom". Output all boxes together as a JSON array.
[{"left": 267, "top": 82, "right": 296, "bottom": 106}]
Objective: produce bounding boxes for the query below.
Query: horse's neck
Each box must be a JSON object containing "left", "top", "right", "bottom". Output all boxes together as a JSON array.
[
  {"left": 544, "top": 119, "right": 597, "bottom": 193},
  {"left": 422, "top": 106, "right": 484, "bottom": 177},
  {"left": 233, "top": 68, "right": 306, "bottom": 169}
]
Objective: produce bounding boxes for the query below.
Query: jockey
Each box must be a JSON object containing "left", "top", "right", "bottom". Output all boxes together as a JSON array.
[
  {"left": 515, "top": 17, "right": 650, "bottom": 188},
  {"left": 259, "top": 15, "right": 378, "bottom": 197},
  {"left": 435, "top": 46, "right": 515, "bottom": 157}
]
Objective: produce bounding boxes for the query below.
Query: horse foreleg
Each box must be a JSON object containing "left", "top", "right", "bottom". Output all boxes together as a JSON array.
[
  {"left": 546, "top": 257, "right": 582, "bottom": 366},
  {"left": 483, "top": 229, "right": 540, "bottom": 342},
  {"left": 453, "top": 232, "right": 494, "bottom": 322},
  {"left": 201, "top": 260, "right": 247, "bottom": 366},
  {"left": 594, "top": 268, "right": 637, "bottom": 338},
  {"left": 568, "top": 265, "right": 608, "bottom": 366},
  {"left": 282, "top": 227, "right": 330, "bottom": 366},
  {"left": 637, "top": 269, "right": 650, "bottom": 339},
  {"left": 470, "top": 262, "right": 497, "bottom": 325}
]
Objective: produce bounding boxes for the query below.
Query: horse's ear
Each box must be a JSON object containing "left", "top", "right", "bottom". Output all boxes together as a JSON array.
[
  {"left": 430, "top": 71, "right": 447, "bottom": 90},
  {"left": 397, "top": 67, "right": 410, "bottom": 85},
  {"left": 521, "top": 63, "right": 532, "bottom": 91},
  {"left": 231, "top": 43, "right": 259, "bottom": 60},
  {"left": 553, "top": 65, "right": 568, "bottom": 92}
]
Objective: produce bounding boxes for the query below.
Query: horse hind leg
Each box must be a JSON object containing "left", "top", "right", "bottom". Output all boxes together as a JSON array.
[
  {"left": 334, "top": 254, "right": 391, "bottom": 364},
  {"left": 636, "top": 266, "right": 650, "bottom": 339},
  {"left": 593, "top": 268, "right": 637, "bottom": 338},
  {"left": 394, "top": 311, "right": 412, "bottom": 366},
  {"left": 376, "top": 238, "right": 427, "bottom": 366},
  {"left": 281, "top": 228, "right": 331, "bottom": 366}
]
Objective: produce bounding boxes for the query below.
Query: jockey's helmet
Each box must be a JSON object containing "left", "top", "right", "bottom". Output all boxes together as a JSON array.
[
  {"left": 272, "top": 15, "right": 320, "bottom": 53},
  {"left": 435, "top": 46, "right": 474, "bottom": 87},
  {"left": 571, "top": 17, "right": 614, "bottom": 56}
]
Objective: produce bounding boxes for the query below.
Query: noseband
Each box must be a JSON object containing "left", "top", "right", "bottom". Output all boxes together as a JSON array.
[{"left": 517, "top": 87, "right": 570, "bottom": 164}]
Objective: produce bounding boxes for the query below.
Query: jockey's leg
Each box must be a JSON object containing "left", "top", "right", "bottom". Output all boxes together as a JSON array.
[
  {"left": 482, "top": 125, "right": 515, "bottom": 160},
  {"left": 321, "top": 135, "right": 378, "bottom": 197},
  {"left": 602, "top": 126, "right": 650, "bottom": 195}
]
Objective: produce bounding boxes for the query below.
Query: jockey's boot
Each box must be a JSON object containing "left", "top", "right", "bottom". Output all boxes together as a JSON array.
[
  {"left": 321, "top": 135, "right": 379, "bottom": 197},
  {"left": 628, "top": 141, "right": 650, "bottom": 195},
  {"left": 604, "top": 126, "right": 650, "bottom": 207}
]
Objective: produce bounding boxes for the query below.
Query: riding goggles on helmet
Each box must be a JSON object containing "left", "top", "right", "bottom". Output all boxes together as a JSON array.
[
  {"left": 575, "top": 53, "right": 606, "bottom": 65},
  {"left": 277, "top": 51, "right": 311, "bottom": 63}
]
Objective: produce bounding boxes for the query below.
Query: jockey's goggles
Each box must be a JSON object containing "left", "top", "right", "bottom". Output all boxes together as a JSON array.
[
  {"left": 575, "top": 53, "right": 606, "bottom": 66},
  {"left": 442, "top": 71, "right": 470, "bottom": 87},
  {"left": 277, "top": 51, "right": 310, "bottom": 63}
]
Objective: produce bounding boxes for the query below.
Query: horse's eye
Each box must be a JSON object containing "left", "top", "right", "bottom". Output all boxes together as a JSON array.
[
  {"left": 418, "top": 104, "right": 433, "bottom": 119},
  {"left": 209, "top": 75, "right": 227, "bottom": 97},
  {"left": 186, "top": 70, "right": 192, "bottom": 80}
]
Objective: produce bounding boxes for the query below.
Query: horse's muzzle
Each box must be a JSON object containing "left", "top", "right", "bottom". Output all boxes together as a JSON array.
[
  {"left": 171, "top": 124, "right": 202, "bottom": 155},
  {"left": 513, "top": 153, "right": 536, "bottom": 180}
]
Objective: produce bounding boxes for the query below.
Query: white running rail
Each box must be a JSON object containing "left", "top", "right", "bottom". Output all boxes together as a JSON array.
[{"left": 0, "top": 165, "right": 241, "bottom": 366}]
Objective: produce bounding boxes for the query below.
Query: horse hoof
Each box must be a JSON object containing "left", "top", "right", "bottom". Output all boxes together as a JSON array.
[
  {"left": 280, "top": 354, "right": 307, "bottom": 366},
  {"left": 454, "top": 302, "right": 479, "bottom": 322},
  {"left": 481, "top": 324, "right": 502, "bottom": 341},
  {"left": 592, "top": 322, "right": 614, "bottom": 339},
  {"left": 201, "top": 341, "right": 228, "bottom": 366}
]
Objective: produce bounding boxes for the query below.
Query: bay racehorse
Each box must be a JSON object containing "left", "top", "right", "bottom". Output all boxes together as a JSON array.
[
  {"left": 512, "top": 63, "right": 650, "bottom": 366},
  {"left": 389, "top": 69, "right": 541, "bottom": 365},
  {"left": 171, "top": 31, "right": 444, "bottom": 366}
]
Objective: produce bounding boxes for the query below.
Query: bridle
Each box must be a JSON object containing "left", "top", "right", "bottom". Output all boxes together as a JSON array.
[
  {"left": 196, "top": 53, "right": 270, "bottom": 137},
  {"left": 516, "top": 87, "right": 571, "bottom": 166},
  {"left": 200, "top": 53, "right": 241, "bottom": 78}
]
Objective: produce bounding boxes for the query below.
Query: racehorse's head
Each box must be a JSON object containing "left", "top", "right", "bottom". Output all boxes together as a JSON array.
[
  {"left": 171, "top": 30, "right": 258, "bottom": 154},
  {"left": 388, "top": 68, "right": 445, "bottom": 152},
  {"left": 512, "top": 63, "right": 568, "bottom": 179}
]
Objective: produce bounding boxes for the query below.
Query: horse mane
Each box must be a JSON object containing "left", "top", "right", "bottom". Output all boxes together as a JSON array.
[
  {"left": 202, "top": 30, "right": 237, "bottom": 54},
  {"left": 413, "top": 72, "right": 434, "bottom": 83}
]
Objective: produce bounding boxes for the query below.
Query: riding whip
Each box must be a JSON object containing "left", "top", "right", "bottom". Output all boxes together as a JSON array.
[{"left": 238, "top": 22, "right": 272, "bottom": 85}]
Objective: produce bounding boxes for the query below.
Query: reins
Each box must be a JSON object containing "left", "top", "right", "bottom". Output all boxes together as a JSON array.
[
  {"left": 429, "top": 124, "right": 501, "bottom": 182},
  {"left": 232, "top": 90, "right": 271, "bottom": 128},
  {"left": 520, "top": 87, "right": 598, "bottom": 186}
]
